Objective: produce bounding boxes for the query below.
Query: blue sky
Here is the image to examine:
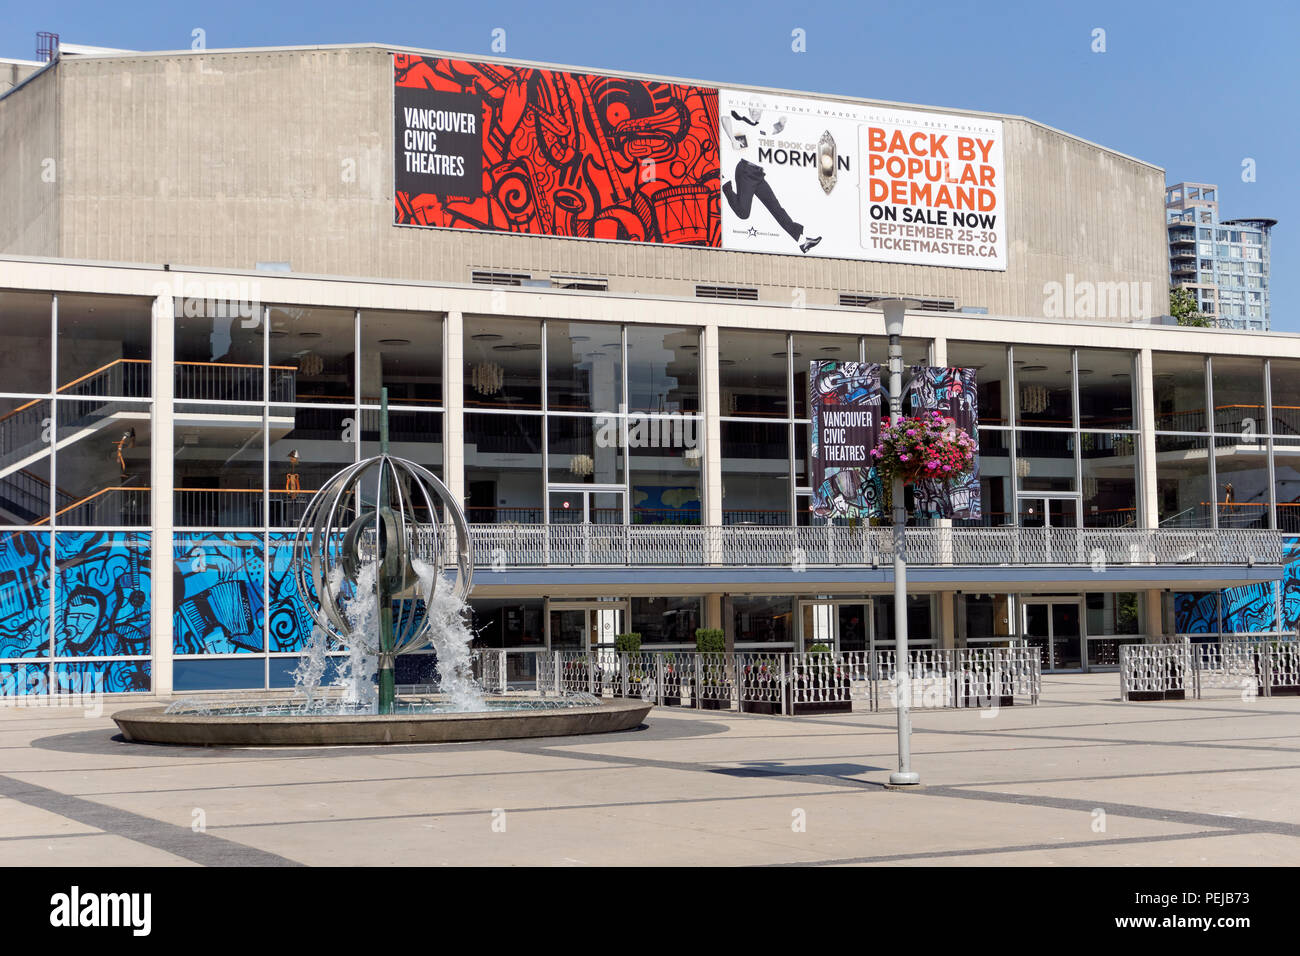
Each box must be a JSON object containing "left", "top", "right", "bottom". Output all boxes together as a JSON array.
[{"left": 4, "top": 0, "right": 1297, "bottom": 329}]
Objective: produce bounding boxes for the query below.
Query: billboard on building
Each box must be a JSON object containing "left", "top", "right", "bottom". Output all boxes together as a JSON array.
[
  {"left": 393, "top": 55, "right": 1006, "bottom": 271},
  {"left": 718, "top": 89, "right": 1005, "bottom": 269},
  {"left": 904, "top": 366, "right": 982, "bottom": 519},
  {"left": 808, "top": 362, "right": 883, "bottom": 519},
  {"left": 393, "top": 54, "right": 720, "bottom": 246}
]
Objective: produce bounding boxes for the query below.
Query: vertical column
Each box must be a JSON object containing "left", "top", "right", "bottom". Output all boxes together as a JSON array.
[
  {"left": 444, "top": 310, "right": 465, "bottom": 511},
  {"left": 702, "top": 324, "right": 723, "bottom": 527},
  {"left": 702, "top": 324, "right": 723, "bottom": 564},
  {"left": 938, "top": 592, "right": 957, "bottom": 649},
  {"left": 705, "top": 593, "right": 723, "bottom": 631},
  {"left": 1137, "top": 348, "right": 1158, "bottom": 530},
  {"left": 151, "top": 291, "right": 176, "bottom": 696},
  {"left": 1145, "top": 589, "right": 1166, "bottom": 642}
]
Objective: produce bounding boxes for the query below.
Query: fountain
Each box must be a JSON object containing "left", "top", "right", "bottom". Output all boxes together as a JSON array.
[{"left": 113, "top": 392, "right": 650, "bottom": 746}]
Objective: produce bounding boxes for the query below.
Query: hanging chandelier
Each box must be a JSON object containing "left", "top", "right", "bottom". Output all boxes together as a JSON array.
[
  {"left": 1020, "top": 384, "right": 1050, "bottom": 415},
  {"left": 569, "top": 454, "right": 594, "bottom": 477},
  {"left": 683, "top": 447, "right": 702, "bottom": 469},
  {"left": 1083, "top": 476, "right": 1098, "bottom": 500},
  {"left": 471, "top": 362, "right": 504, "bottom": 396},
  {"left": 1016, "top": 457, "right": 1031, "bottom": 478},
  {"left": 298, "top": 352, "right": 324, "bottom": 377}
]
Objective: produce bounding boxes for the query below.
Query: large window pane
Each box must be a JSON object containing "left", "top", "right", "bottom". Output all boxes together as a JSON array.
[
  {"left": 547, "top": 321, "right": 621, "bottom": 413},
  {"left": 465, "top": 413, "right": 542, "bottom": 523},
  {"left": 722, "top": 420, "right": 789, "bottom": 525},
  {"left": 468, "top": 598, "right": 545, "bottom": 650},
  {"left": 1211, "top": 356, "right": 1265, "bottom": 434},
  {"left": 56, "top": 399, "right": 150, "bottom": 527},
  {"left": 1016, "top": 429, "right": 1076, "bottom": 492},
  {"left": 949, "top": 342, "right": 1009, "bottom": 427},
  {"left": 1081, "top": 433, "right": 1138, "bottom": 528},
  {"left": 360, "top": 310, "right": 442, "bottom": 407},
  {"left": 1270, "top": 359, "right": 1300, "bottom": 437},
  {"left": 547, "top": 415, "right": 623, "bottom": 485},
  {"left": 465, "top": 316, "right": 541, "bottom": 411},
  {"left": 969, "top": 429, "right": 1011, "bottom": 526},
  {"left": 1273, "top": 438, "right": 1300, "bottom": 532},
  {"left": 1153, "top": 353, "right": 1207, "bottom": 432},
  {"left": 630, "top": 442, "right": 701, "bottom": 525},
  {"left": 632, "top": 596, "right": 701, "bottom": 645},
  {"left": 1077, "top": 349, "right": 1135, "bottom": 430},
  {"left": 733, "top": 595, "right": 792, "bottom": 645},
  {"left": 0, "top": 398, "right": 51, "bottom": 526},
  {"left": 269, "top": 406, "right": 356, "bottom": 528},
  {"left": 1214, "top": 441, "right": 1269, "bottom": 529},
  {"left": 1156, "top": 437, "right": 1211, "bottom": 527},
  {"left": 173, "top": 403, "right": 264, "bottom": 528},
  {"left": 267, "top": 306, "right": 356, "bottom": 404},
  {"left": 175, "top": 299, "right": 264, "bottom": 403},
  {"left": 719, "top": 331, "right": 787, "bottom": 419},
  {"left": 1013, "top": 346, "right": 1072, "bottom": 427},
  {"left": 627, "top": 325, "right": 698, "bottom": 414},
  {"left": 0, "top": 292, "right": 51, "bottom": 396},
  {"left": 57, "top": 294, "right": 152, "bottom": 398}
]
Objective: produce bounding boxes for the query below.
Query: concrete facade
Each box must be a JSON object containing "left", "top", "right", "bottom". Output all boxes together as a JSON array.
[{"left": 0, "top": 44, "right": 1168, "bottom": 315}]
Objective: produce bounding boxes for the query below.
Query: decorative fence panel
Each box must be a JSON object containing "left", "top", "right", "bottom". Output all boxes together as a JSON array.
[
  {"left": 1123, "top": 640, "right": 1300, "bottom": 701},
  {"left": 530, "top": 649, "right": 1041, "bottom": 713}
]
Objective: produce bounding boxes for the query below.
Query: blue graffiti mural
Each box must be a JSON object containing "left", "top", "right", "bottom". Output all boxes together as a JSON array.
[
  {"left": 53, "top": 532, "right": 151, "bottom": 658},
  {"left": 1280, "top": 536, "right": 1300, "bottom": 633},
  {"left": 267, "top": 533, "right": 315, "bottom": 653},
  {"left": 0, "top": 532, "right": 51, "bottom": 658},
  {"left": 173, "top": 533, "right": 265, "bottom": 654}
]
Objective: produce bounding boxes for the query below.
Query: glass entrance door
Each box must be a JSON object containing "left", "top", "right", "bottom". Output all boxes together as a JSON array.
[
  {"left": 1022, "top": 600, "right": 1084, "bottom": 671},
  {"left": 546, "top": 601, "right": 628, "bottom": 653},
  {"left": 549, "top": 488, "right": 624, "bottom": 524},
  {"left": 798, "top": 600, "right": 872, "bottom": 653},
  {"left": 1018, "top": 495, "right": 1080, "bottom": 562}
]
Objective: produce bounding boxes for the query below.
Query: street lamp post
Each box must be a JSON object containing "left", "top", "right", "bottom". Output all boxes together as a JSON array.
[{"left": 872, "top": 298, "right": 922, "bottom": 787}]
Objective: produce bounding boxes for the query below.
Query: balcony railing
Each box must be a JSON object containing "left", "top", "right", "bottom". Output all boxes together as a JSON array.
[{"left": 468, "top": 524, "right": 1282, "bottom": 569}]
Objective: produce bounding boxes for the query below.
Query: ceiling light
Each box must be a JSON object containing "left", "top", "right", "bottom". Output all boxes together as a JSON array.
[
  {"left": 471, "top": 333, "right": 504, "bottom": 341},
  {"left": 379, "top": 338, "right": 411, "bottom": 346},
  {"left": 298, "top": 331, "right": 322, "bottom": 339},
  {"left": 493, "top": 344, "right": 522, "bottom": 352}
]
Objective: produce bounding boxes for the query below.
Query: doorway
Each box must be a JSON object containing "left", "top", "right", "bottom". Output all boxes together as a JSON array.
[
  {"left": 549, "top": 487, "right": 625, "bottom": 524},
  {"left": 1022, "top": 599, "right": 1083, "bottom": 671},
  {"left": 797, "top": 600, "right": 873, "bottom": 653},
  {"left": 545, "top": 599, "right": 629, "bottom": 653}
]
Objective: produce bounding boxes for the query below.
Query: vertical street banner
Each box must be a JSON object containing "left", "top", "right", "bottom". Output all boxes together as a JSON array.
[
  {"left": 809, "top": 362, "right": 883, "bottom": 518},
  {"left": 904, "top": 367, "right": 982, "bottom": 519}
]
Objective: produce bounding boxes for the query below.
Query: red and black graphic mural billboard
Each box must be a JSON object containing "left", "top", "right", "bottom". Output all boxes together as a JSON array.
[{"left": 394, "top": 54, "right": 721, "bottom": 246}]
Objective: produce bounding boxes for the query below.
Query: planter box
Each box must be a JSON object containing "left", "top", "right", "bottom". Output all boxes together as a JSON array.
[{"left": 1127, "top": 689, "right": 1186, "bottom": 701}]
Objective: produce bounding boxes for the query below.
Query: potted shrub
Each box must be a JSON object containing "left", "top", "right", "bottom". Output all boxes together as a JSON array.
[
  {"left": 695, "top": 628, "right": 730, "bottom": 710},
  {"left": 742, "top": 656, "right": 781, "bottom": 714},
  {"left": 661, "top": 652, "right": 682, "bottom": 706},
  {"left": 614, "top": 632, "right": 644, "bottom": 698}
]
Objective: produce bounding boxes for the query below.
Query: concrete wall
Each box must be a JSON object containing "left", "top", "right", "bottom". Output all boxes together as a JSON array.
[
  {"left": 16, "top": 46, "right": 1167, "bottom": 317},
  {"left": 0, "top": 64, "right": 59, "bottom": 258}
]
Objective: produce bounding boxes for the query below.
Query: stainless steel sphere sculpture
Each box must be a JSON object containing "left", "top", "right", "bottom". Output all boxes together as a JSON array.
[{"left": 291, "top": 394, "right": 473, "bottom": 713}]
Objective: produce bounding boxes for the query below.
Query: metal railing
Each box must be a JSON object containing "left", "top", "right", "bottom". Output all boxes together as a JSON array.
[
  {"left": 470, "top": 524, "right": 1281, "bottom": 568},
  {"left": 1121, "top": 639, "right": 1300, "bottom": 700},
  {"left": 533, "top": 648, "right": 1041, "bottom": 713}
]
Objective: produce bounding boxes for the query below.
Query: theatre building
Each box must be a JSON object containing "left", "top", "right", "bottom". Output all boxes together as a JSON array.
[{"left": 0, "top": 42, "right": 1292, "bottom": 694}]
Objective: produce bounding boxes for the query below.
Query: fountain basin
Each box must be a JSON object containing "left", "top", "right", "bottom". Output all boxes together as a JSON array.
[{"left": 113, "top": 698, "right": 651, "bottom": 746}]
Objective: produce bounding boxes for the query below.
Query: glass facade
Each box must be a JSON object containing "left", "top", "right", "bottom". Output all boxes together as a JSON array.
[{"left": 2, "top": 280, "right": 1298, "bottom": 693}]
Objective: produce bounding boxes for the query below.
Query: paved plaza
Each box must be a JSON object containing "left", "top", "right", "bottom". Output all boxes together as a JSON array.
[{"left": 1, "top": 674, "right": 1298, "bottom": 867}]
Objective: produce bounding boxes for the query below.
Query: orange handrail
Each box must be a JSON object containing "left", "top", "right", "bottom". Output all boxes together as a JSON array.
[
  {"left": 57, "top": 358, "right": 150, "bottom": 393},
  {"left": 33, "top": 485, "right": 149, "bottom": 525}
]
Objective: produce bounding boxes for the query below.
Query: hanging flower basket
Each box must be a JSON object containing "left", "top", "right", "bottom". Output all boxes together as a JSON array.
[{"left": 872, "top": 412, "right": 976, "bottom": 484}]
